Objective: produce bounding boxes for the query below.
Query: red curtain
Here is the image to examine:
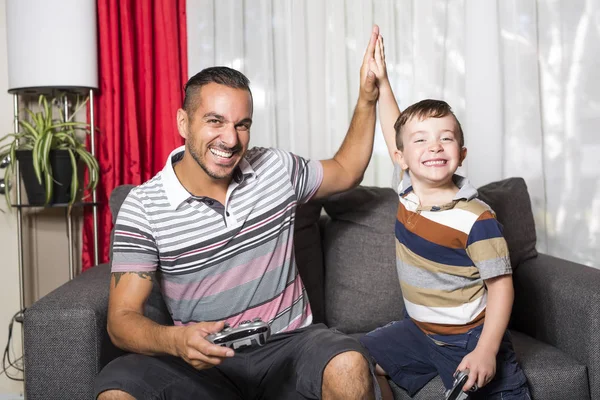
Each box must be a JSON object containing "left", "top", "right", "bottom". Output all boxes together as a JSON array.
[{"left": 82, "top": 0, "right": 188, "bottom": 270}]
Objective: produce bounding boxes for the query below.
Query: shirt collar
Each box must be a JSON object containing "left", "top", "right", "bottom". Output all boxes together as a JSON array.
[
  {"left": 161, "top": 146, "right": 257, "bottom": 210},
  {"left": 399, "top": 172, "right": 478, "bottom": 204}
]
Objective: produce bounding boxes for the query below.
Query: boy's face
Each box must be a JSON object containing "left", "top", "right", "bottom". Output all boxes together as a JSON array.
[{"left": 394, "top": 114, "right": 467, "bottom": 187}]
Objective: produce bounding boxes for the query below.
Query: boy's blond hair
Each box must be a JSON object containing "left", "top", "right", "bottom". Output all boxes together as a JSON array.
[{"left": 393, "top": 99, "right": 464, "bottom": 151}]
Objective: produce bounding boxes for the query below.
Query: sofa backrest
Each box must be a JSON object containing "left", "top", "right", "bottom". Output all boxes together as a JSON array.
[{"left": 318, "top": 177, "right": 538, "bottom": 333}]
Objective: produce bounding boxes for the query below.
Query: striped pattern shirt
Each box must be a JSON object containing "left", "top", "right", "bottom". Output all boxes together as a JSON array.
[
  {"left": 111, "top": 146, "right": 324, "bottom": 334},
  {"left": 394, "top": 171, "right": 512, "bottom": 335}
]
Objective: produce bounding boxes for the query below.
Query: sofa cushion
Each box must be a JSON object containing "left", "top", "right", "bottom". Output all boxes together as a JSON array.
[
  {"left": 477, "top": 177, "right": 538, "bottom": 269},
  {"left": 294, "top": 202, "right": 326, "bottom": 323},
  {"left": 321, "top": 186, "right": 404, "bottom": 333},
  {"left": 109, "top": 184, "right": 136, "bottom": 223}
]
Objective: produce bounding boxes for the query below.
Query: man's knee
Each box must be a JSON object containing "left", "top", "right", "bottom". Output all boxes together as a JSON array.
[
  {"left": 326, "top": 351, "right": 370, "bottom": 376},
  {"left": 323, "top": 351, "right": 374, "bottom": 399},
  {"left": 97, "top": 390, "right": 135, "bottom": 400}
]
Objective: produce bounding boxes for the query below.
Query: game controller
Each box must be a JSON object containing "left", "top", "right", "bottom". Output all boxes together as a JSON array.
[
  {"left": 444, "top": 369, "right": 478, "bottom": 400},
  {"left": 205, "top": 318, "right": 271, "bottom": 350}
]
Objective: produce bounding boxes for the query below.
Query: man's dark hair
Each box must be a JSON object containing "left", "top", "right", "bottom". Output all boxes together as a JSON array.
[
  {"left": 393, "top": 99, "right": 464, "bottom": 150},
  {"left": 183, "top": 66, "right": 252, "bottom": 115}
]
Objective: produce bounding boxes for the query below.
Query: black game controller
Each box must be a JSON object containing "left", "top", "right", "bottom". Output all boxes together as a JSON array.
[
  {"left": 205, "top": 318, "right": 271, "bottom": 350},
  {"left": 444, "top": 369, "right": 478, "bottom": 400}
]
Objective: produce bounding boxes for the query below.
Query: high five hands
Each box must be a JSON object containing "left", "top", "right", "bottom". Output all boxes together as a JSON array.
[{"left": 360, "top": 25, "right": 387, "bottom": 104}]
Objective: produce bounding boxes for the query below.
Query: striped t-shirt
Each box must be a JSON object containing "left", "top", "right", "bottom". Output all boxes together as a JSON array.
[
  {"left": 394, "top": 171, "right": 512, "bottom": 335},
  {"left": 111, "top": 146, "right": 324, "bottom": 334}
]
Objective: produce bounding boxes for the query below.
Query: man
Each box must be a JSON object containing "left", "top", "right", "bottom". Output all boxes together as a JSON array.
[{"left": 95, "top": 26, "right": 383, "bottom": 400}]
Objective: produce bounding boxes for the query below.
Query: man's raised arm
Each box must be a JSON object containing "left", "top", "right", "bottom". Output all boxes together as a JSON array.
[{"left": 314, "top": 25, "right": 380, "bottom": 199}]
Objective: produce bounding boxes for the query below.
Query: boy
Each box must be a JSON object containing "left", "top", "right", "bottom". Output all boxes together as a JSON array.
[{"left": 360, "top": 35, "right": 531, "bottom": 399}]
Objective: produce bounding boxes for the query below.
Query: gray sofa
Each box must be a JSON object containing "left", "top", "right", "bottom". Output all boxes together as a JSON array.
[{"left": 24, "top": 178, "right": 600, "bottom": 399}]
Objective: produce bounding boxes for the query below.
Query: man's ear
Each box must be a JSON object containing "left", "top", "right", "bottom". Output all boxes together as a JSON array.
[
  {"left": 459, "top": 147, "right": 467, "bottom": 166},
  {"left": 176, "top": 109, "right": 189, "bottom": 140},
  {"left": 394, "top": 149, "right": 408, "bottom": 170}
]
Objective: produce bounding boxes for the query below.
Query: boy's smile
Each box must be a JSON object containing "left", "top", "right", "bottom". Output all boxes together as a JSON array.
[{"left": 394, "top": 114, "right": 467, "bottom": 189}]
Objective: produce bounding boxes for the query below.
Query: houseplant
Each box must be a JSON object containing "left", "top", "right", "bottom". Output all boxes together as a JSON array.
[{"left": 0, "top": 93, "right": 99, "bottom": 207}]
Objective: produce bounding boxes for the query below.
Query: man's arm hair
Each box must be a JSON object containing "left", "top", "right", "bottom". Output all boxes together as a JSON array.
[
  {"left": 108, "top": 271, "right": 182, "bottom": 356},
  {"left": 314, "top": 100, "right": 377, "bottom": 199}
]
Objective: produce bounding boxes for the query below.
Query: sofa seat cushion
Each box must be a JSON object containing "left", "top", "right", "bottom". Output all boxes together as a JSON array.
[{"left": 350, "top": 330, "right": 589, "bottom": 399}]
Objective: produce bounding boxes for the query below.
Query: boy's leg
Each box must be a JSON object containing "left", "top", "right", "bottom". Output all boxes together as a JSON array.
[
  {"left": 246, "top": 323, "right": 381, "bottom": 400},
  {"left": 375, "top": 365, "right": 395, "bottom": 400},
  {"left": 359, "top": 319, "right": 438, "bottom": 397},
  {"left": 428, "top": 328, "right": 530, "bottom": 399},
  {"left": 94, "top": 353, "right": 248, "bottom": 399}
]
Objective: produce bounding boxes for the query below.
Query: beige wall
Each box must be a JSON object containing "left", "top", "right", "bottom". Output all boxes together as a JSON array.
[
  {"left": 0, "top": 0, "right": 79, "bottom": 394},
  {"left": 1, "top": 0, "right": 23, "bottom": 394},
  {"left": 0, "top": 0, "right": 24, "bottom": 394}
]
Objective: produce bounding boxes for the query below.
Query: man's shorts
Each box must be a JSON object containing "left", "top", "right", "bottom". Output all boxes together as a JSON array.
[
  {"left": 95, "top": 323, "right": 381, "bottom": 400},
  {"left": 360, "top": 317, "right": 530, "bottom": 399}
]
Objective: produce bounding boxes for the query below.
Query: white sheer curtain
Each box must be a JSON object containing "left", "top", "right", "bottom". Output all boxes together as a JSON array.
[{"left": 186, "top": 0, "right": 600, "bottom": 268}]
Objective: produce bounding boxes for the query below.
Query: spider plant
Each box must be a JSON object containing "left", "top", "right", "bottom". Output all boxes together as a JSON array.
[{"left": 0, "top": 93, "right": 99, "bottom": 207}]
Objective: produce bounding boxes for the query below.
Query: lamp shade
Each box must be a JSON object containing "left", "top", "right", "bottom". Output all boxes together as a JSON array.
[{"left": 6, "top": 0, "right": 98, "bottom": 94}]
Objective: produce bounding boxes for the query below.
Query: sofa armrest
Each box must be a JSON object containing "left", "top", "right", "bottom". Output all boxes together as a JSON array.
[
  {"left": 512, "top": 253, "right": 600, "bottom": 399},
  {"left": 24, "top": 264, "right": 120, "bottom": 400}
]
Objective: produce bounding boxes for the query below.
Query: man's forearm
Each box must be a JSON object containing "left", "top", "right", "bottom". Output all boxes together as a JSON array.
[
  {"left": 477, "top": 275, "right": 514, "bottom": 355},
  {"left": 332, "top": 99, "right": 377, "bottom": 185},
  {"left": 108, "top": 310, "right": 182, "bottom": 356}
]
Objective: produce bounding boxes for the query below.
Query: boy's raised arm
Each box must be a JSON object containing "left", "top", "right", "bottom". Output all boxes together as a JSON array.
[{"left": 372, "top": 35, "right": 401, "bottom": 162}]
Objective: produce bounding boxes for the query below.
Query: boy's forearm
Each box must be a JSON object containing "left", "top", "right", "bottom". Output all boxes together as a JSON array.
[
  {"left": 377, "top": 82, "right": 401, "bottom": 161},
  {"left": 476, "top": 275, "right": 514, "bottom": 355}
]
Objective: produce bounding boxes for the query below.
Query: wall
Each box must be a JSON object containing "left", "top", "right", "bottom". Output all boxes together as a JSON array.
[
  {"left": 0, "top": 0, "right": 23, "bottom": 394},
  {"left": 0, "top": 0, "right": 79, "bottom": 394}
]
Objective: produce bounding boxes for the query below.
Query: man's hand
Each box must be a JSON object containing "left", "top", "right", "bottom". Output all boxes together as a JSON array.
[
  {"left": 175, "top": 321, "right": 235, "bottom": 370},
  {"left": 456, "top": 347, "right": 497, "bottom": 391},
  {"left": 359, "top": 25, "right": 380, "bottom": 105}
]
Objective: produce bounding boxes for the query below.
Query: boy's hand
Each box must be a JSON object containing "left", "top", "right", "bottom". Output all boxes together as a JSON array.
[
  {"left": 370, "top": 34, "right": 389, "bottom": 87},
  {"left": 456, "top": 347, "right": 496, "bottom": 391}
]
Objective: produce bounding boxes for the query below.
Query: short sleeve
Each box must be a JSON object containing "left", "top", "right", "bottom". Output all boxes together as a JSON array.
[
  {"left": 110, "top": 190, "right": 159, "bottom": 273},
  {"left": 392, "top": 163, "right": 404, "bottom": 194},
  {"left": 270, "top": 148, "right": 324, "bottom": 204},
  {"left": 466, "top": 210, "right": 512, "bottom": 280}
]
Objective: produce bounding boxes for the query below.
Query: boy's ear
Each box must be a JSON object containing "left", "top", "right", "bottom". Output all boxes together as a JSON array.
[
  {"left": 394, "top": 149, "right": 409, "bottom": 170},
  {"left": 459, "top": 147, "right": 467, "bottom": 166}
]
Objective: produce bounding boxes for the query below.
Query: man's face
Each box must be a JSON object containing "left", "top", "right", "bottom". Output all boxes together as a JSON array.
[
  {"left": 394, "top": 115, "right": 466, "bottom": 187},
  {"left": 178, "top": 82, "right": 253, "bottom": 181}
]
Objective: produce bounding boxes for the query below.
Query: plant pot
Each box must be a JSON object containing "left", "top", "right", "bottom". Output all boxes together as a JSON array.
[{"left": 16, "top": 149, "right": 75, "bottom": 205}]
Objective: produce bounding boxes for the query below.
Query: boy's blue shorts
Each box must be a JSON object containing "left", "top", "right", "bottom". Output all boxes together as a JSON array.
[{"left": 360, "top": 316, "right": 530, "bottom": 399}]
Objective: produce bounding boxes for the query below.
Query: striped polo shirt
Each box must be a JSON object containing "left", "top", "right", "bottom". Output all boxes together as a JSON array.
[
  {"left": 394, "top": 171, "right": 512, "bottom": 335},
  {"left": 111, "top": 146, "right": 324, "bottom": 334}
]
